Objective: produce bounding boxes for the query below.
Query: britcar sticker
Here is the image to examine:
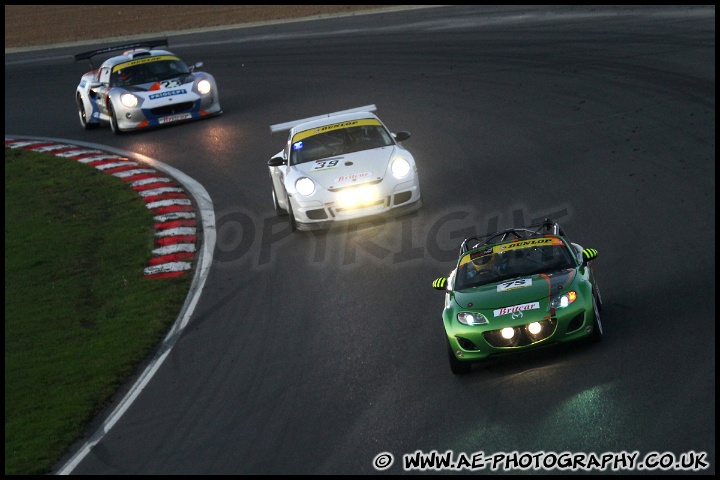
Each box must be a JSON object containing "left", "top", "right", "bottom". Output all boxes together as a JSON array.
[
  {"left": 335, "top": 172, "right": 371, "bottom": 182},
  {"left": 497, "top": 278, "right": 532, "bottom": 292},
  {"left": 493, "top": 301, "right": 540, "bottom": 317},
  {"left": 158, "top": 113, "right": 192, "bottom": 124}
]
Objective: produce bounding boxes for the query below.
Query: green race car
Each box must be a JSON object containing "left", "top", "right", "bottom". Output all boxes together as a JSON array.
[{"left": 432, "top": 219, "right": 603, "bottom": 374}]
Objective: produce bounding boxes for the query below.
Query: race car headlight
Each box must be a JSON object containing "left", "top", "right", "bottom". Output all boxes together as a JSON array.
[
  {"left": 501, "top": 327, "right": 516, "bottom": 339},
  {"left": 457, "top": 312, "right": 488, "bottom": 326},
  {"left": 391, "top": 157, "right": 411, "bottom": 179},
  {"left": 120, "top": 93, "right": 138, "bottom": 108},
  {"left": 549, "top": 291, "right": 577, "bottom": 309},
  {"left": 527, "top": 322, "right": 542, "bottom": 335},
  {"left": 295, "top": 177, "right": 315, "bottom": 196},
  {"left": 337, "top": 185, "right": 379, "bottom": 208},
  {"left": 197, "top": 79, "right": 212, "bottom": 95}
]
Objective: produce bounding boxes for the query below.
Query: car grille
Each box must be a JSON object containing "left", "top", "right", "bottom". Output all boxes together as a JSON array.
[
  {"left": 393, "top": 191, "right": 412, "bottom": 205},
  {"left": 482, "top": 318, "right": 557, "bottom": 348},
  {"left": 565, "top": 312, "right": 586, "bottom": 333},
  {"left": 150, "top": 102, "right": 194, "bottom": 116}
]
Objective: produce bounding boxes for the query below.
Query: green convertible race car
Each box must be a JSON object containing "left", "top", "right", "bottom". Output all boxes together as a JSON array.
[{"left": 432, "top": 219, "right": 603, "bottom": 374}]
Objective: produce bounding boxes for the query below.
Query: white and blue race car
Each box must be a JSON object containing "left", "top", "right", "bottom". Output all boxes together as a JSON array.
[
  {"left": 267, "top": 105, "right": 422, "bottom": 231},
  {"left": 74, "top": 38, "right": 222, "bottom": 134}
]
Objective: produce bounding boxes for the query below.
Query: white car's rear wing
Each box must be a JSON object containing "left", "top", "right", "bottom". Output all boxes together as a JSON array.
[{"left": 270, "top": 104, "right": 377, "bottom": 133}]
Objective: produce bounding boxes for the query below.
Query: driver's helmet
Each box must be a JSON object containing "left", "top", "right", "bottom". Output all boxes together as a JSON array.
[{"left": 469, "top": 250, "right": 494, "bottom": 272}]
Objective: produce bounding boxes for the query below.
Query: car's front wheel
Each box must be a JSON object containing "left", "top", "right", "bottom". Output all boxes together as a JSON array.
[
  {"left": 589, "top": 294, "right": 604, "bottom": 343},
  {"left": 272, "top": 187, "right": 287, "bottom": 216},
  {"left": 287, "top": 200, "right": 298, "bottom": 232},
  {"left": 447, "top": 338, "right": 472, "bottom": 375},
  {"left": 594, "top": 280, "right": 604, "bottom": 312},
  {"left": 108, "top": 102, "right": 121, "bottom": 135},
  {"left": 77, "top": 94, "right": 97, "bottom": 130}
]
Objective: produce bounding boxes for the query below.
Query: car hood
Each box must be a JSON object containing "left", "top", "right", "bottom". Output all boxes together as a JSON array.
[
  {"left": 292, "top": 146, "right": 396, "bottom": 189},
  {"left": 122, "top": 74, "right": 196, "bottom": 96},
  {"left": 452, "top": 268, "right": 577, "bottom": 310}
]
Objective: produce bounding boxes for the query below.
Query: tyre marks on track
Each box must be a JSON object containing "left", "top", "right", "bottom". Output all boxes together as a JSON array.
[{"left": 5, "top": 137, "right": 197, "bottom": 279}]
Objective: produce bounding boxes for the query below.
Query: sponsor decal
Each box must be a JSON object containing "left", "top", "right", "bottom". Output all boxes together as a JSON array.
[
  {"left": 149, "top": 89, "right": 187, "bottom": 100},
  {"left": 493, "top": 301, "right": 540, "bottom": 317},
  {"left": 292, "top": 118, "right": 383, "bottom": 142},
  {"left": 312, "top": 159, "right": 339, "bottom": 170},
  {"left": 335, "top": 172, "right": 371, "bottom": 183},
  {"left": 511, "top": 311, "right": 523, "bottom": 320},
  {"left": 159, "top": 113, "right": 192, "bottom": 124},
  {"left": 112, "top": 55, "right": 181, "bottom": 72},
  {"left": 493, "top": 237, "right": 562, "bottom": 253},
  {"left": 497, "top": 278, "right": 532, "bottom": 292}
]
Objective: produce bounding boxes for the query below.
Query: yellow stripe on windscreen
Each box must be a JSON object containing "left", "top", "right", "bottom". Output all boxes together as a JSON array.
[
  {"left": 292, "top": 118, "right": 382, "bottom": 143},
  {"left": 112, "top": 55, "right": 180, "bottom": 73}
]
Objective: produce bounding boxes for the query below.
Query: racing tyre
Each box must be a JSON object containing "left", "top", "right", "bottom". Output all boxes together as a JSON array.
[
  {"left": 287, "top": 201, "right": 298, "bottom": 232},
  {"left": 447, "top": 339, "right": 472, "bottom": 375},
  {"left": 589, "top": 294, "right": 604, "bottom": 343},
  {"left": 77, "top": 95, "right": 97, "bottom": 130},
  {"left": 108, "top": 102, "right": 122, "bottom": 135},
  {"left": 272, "top": 187, "right": 287, "bottom": 216},
  {"left": 594, "top": 281, "right": 604, "bottom": 312}
]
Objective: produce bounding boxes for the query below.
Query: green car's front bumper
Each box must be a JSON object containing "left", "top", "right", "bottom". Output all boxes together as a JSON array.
[{"left": 444, "top": 299, "right": 597, "bottom": 363}]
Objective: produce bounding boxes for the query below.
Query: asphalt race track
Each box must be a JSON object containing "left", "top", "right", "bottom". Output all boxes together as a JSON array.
[{"left": 5, "top": 5, "right": 715, "bottom": 475}]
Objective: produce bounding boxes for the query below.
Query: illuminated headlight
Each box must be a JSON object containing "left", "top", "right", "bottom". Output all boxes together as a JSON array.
[
  {"left": 501, "top": 327, "right": 515, "bottom": 339},
  {"left": 120, "top": 93, "right": 138, "bottom": 108},
  {"left": 527, "top": 322, "right": 542, "bottom": 335},
  {"left": 457, "top": 312, "right": 488, "bottom": 326},
  {"left": 391, "top": 157, "right": 411, "bottom": 179},
  {"left": 295, "top": 177, "right": 315, "bottom": 196},
  {"left": 197, "top": 79, "right": 212, "bottom": 95},
  {"left": 549, "top": 291, "right": 577, "bottom": 309},
  {"left": 337, "top": 185, "right": 379, "bottom": 208}
]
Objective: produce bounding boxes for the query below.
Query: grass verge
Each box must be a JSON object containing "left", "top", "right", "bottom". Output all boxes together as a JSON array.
[{"left": 5, "top": 147, "right": 192, "bottom": 475}]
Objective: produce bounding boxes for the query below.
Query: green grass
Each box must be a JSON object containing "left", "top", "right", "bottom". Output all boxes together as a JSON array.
[{"left": 5, "top": 147, "right": 192, "bottom": 475}]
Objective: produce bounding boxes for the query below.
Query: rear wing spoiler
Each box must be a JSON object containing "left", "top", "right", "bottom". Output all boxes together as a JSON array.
[
  {"left": 270, "top": 104, "right": 377, "bottom": 133},
  {"left": 74, "top": 38, "right": 168, "bottom": 69}
]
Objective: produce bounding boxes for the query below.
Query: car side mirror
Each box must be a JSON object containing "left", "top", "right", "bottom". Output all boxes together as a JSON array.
[
  {"left": 190, "top": 61, "right": 204, "bottom": 72},
  {"left": 88, "top": 81, "right": 101, "bottom": 88},
  {"left": 582, "top": 248, "right": 598, "bottom": 265},
  {"left": 268, "top": 156, "right": 286, "bottom": 167},
  {"left": 394, "top": 131, "right": 411, "bottom": 142},
  {"left": 432, "top": 277, "right": 448, "bottom": 290}
]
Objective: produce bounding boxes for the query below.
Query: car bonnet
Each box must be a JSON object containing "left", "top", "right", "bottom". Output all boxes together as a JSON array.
[
  {"left": 291, "top": 147, "right": 396, "bottom": 189},
  {"left": 452, "top": 269, "right": 577, "bottom": 310},
  {"left": 122, "top": 76, "right": 195, "bottom": 97}
]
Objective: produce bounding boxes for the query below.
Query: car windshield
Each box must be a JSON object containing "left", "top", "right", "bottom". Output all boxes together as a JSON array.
[
  {"left": 111, "top": 57, "right": 190, "bottom": 87},
  {"left": 454, "top": 237, "right": 576, "bottom": 290},
  {"left": 289, "top": 120, "right": 394, "bottom": 165}
]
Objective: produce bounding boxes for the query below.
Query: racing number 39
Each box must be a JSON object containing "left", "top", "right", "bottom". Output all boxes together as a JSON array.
[{"left": 313, "top": 160, "right": 339, "bottom": 170}]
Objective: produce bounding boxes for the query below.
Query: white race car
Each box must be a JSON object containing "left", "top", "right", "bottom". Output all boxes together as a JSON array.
[
  {"left": 267, "top": 105, "right": 422, "bottom": 231},
  {"left": 74, "top": 38, "right": 222, "bottom": 134}
]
